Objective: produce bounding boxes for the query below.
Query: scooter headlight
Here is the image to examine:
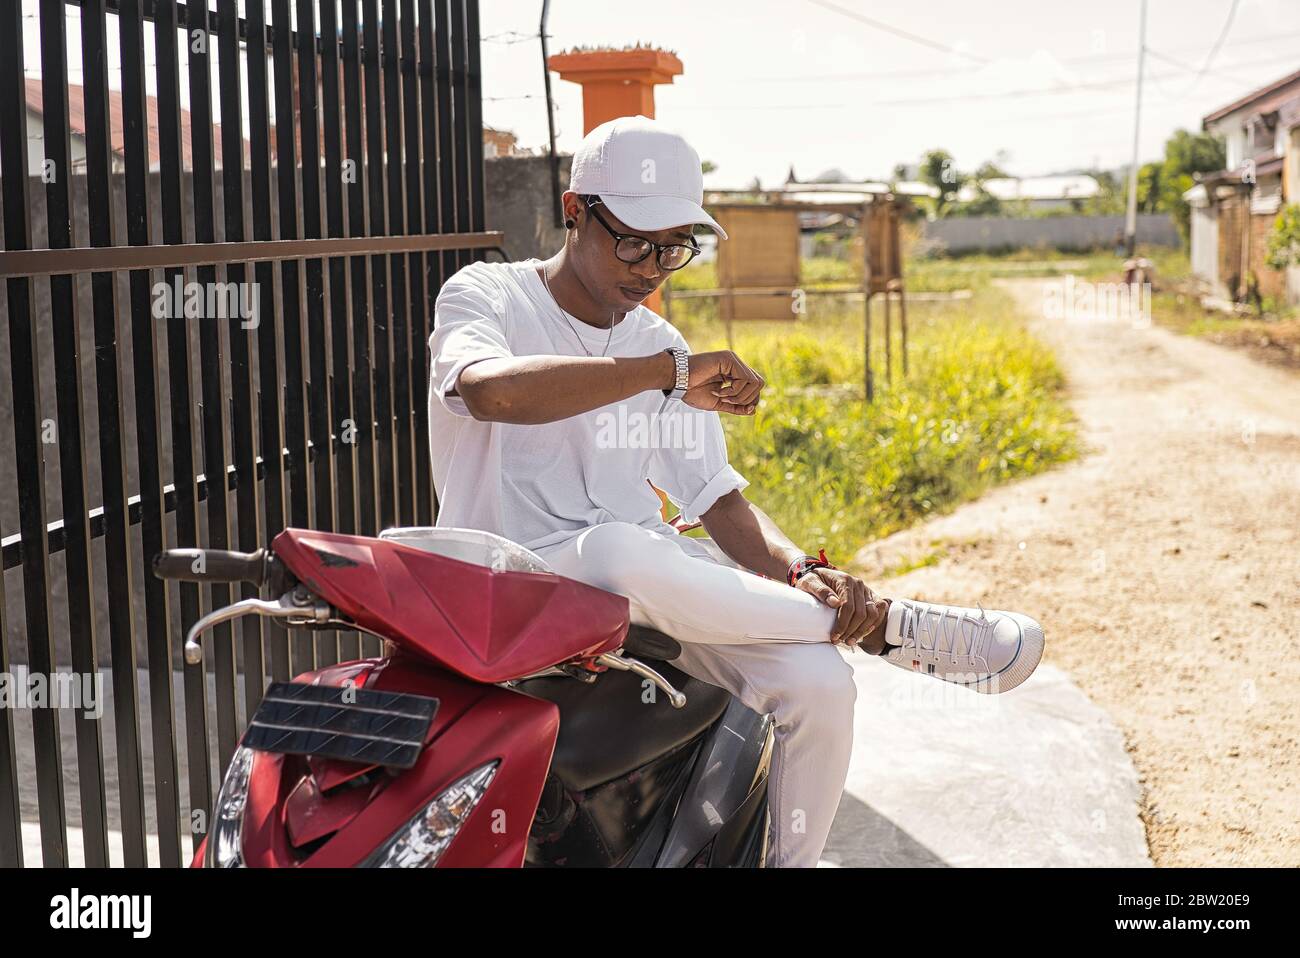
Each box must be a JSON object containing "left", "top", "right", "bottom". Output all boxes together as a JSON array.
[
  {"left": 207, "top": 746, "right": 254, "bottom": 868},
  {"left": 362, "top": 761, "right": 498, "bottom": 868}
]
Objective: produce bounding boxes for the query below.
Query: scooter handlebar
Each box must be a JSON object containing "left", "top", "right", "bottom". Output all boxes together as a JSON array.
[{"left": 153, "top": 548, "right": 270, "bottom": 586}]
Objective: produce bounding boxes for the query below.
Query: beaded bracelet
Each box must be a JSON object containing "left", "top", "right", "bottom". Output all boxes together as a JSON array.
[{"left": 786, "top": 548, "right": 835, "bottom": 586}]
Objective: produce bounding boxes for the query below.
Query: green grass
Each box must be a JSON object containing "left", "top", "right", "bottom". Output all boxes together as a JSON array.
[
  {"left": 664, "top": 246, "right": 1189, "bottom": 302},
  {"left": 665, "top": 282, "right": 1079, "bottom": 564},
  {"left": 907, "top": 244, "right": 1192, "bottom": 287}
]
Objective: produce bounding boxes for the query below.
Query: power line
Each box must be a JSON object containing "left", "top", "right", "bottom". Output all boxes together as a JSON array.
[
  {"left": 1175, "top": 0, "right": 1242, "bottom": 99},
  {"left": 863, "top": 49, "right": 1300, "bottom": 105},
  {"left": 1124, "top": 0, "right": 1147, "bottom": 255},
  {"left": 751, "top": 27, "right": 1300, "bottom": 85},
  {"left": 671, "top": 49, "right": 1300, "bottom": 114},
  {"left": 805, "top": 0, "right": 990, "bottom": 65}
]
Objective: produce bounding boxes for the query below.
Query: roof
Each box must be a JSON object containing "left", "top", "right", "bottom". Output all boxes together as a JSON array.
[
  {"left": 956, "top": 175, "right": 1100, "bottom": 203},
  {"left": 1202, "top": 68, "right": 1300, "bottom": 127},
  {"left": 26, "top": 77, "right": 233, "bottom": 169},
  {"left": 779, "top": 178, "right": 938, "bottom": 198}
]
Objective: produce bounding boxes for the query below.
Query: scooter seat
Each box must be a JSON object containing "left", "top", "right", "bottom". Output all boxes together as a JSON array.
[{"left": 516, "top": 645, "right": 733, "bottom": 792}]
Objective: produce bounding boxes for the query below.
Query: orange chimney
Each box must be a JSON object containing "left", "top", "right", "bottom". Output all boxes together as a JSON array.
[
  {"left": 548, "top": 47, "right": 686, "bottom": 316},
  {"left": 547, "top": 46, "right": 683, "bottom": 133}
]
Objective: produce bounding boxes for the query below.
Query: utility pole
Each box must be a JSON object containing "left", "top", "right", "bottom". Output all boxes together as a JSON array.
[
  {"left": 1124, "top": 0, "right": 1148, "bottom": 257},
  {"left": 541, "top": 0, "right": 562, "bottom": 228}
]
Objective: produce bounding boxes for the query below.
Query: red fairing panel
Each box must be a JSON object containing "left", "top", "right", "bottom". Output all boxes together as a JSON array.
[
  {"left": 272, "top": 529, "right": 629, "bottom": 683},
  {"left": 198, "top": 656, "right": 561, "bottom": 868}
]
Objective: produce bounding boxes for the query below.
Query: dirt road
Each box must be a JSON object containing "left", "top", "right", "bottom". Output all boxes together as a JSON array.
[{"left": 853, "top": 277, "right": 1300, "bottom": 867}]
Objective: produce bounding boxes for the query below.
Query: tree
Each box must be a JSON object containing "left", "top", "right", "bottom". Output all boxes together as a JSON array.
[
  {"left": 1084, "top": 169, "right": 1126, "bottom": 215},
  {"left": 973, "top": 158, "right": 1008, "bottom": 182},
  {"left": 1137, "top": 161, "right": 1164, "bottom": 214},
  {"left": 1266, "top": 204, "right": 1300, "bottom": 271},
  {"left": 919, "top": 149, "right": 965, "bottom": 217},
  {"left": 1149, "top": 130, "right": 1225, "bottom": 238}
]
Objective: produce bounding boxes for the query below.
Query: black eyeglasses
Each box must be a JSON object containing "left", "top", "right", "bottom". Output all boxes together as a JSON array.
[{"left": 581, "top": 195, "right": 701, "bottom": 272}]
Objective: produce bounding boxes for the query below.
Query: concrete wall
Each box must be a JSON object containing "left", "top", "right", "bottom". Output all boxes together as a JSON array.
[
  {"left": 921, "top": 213, "right": 1181, "bottom": 255},
  {"left": 483, "top": 152, "right": 572, "bottom": 263},
  {"left": 1189, "top": 203, "right": 1219, "bottom": 287}
]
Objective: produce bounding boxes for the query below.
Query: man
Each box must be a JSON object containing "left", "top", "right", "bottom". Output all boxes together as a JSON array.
[{"left": 427, "top": 115, "right": 1044, "bottom": 867}]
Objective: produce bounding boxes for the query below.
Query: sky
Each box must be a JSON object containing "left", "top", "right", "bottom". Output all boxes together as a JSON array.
[
  {"left": 479, "top": 0, "right": 1300, "bottom": 187},
  {"left": 18, "top": 0, "right": 1300, "bottom": 185}
]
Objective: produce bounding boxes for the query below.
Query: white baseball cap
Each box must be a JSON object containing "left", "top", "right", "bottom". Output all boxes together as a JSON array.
[{"left": 568, "top": 115, "right": 728, "bottom": 240}]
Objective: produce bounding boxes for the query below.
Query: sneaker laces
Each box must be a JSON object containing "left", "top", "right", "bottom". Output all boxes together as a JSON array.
[{"left": 897, "top": 600, "right": 995, "bottom": 668}]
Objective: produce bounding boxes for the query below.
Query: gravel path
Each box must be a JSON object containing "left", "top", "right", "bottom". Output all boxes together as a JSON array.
[{"left": 852, "top": 277, "right": 1300, "bottom": 867}]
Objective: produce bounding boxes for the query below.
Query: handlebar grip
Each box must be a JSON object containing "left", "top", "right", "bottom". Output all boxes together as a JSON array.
[{"left": 153, "top": 548, "right": 269, "bottom": 585}]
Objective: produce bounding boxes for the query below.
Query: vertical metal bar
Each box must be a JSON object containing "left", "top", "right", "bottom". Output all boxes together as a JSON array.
[
  {"left": 38, "top": 0, "right": 110, "bottom": 868},
  {"left": 540, "top": 0, "right": 561, "bottom": 229},
  {"left": 883, "top": 289, "right": 892, "bottom": 386},
  {"left": 898, "top": 287, "right": 909, "bottom": 377},
  {"left": 296, "top": 0, "right": 333, "bottom": 535},
  {"left": 864, "top": 294, "right": 874, "bottom": 402},
  {"left": 861, "top": 200, "right": 873, "bottom": 403},
  {"left": 297, "top": 0, "right": 339, "bottom": 668},
  {"left": 271, "top": 0, "right": 309, "bottom": 533},
  {"left": 434, "top": 0, "right": 458, "bottom": 289},
  {"left": 247, "top": 0, "right": 288, "bottom": 686},
  {"left": 0, "top": 581, "right": 18, "bottom": 866},
  {"left": 271, "top": 0, "right": 311, "bottom": 676},
  {"left": 449, "top": 0, "right": 471, "bottom": 274},
  {"left": 155, "top": 0, "right": 209, "bottom": 857},
  {"left": 417, "top": 0, "right": 439, "bottom": 312},
  {"left": 358, "top": 0, "right": 387, "bottom": 657},
  {"left": 417, "top": 0, "right": 443, "bottom": 524},
  {"left": 342, "top": 0, "right": 377, "bottom": 540},
  {"left": 184, "top": 0, "right": 223, "bottom": 833},
  {"left": 363, "top": 0, "right": 396, "bottom": 534},
  {"left": 217, "top": 0, "right": 261, "bottom": 772},
  {"left": 320, "top": 0, "right": 356, "bottom": 539},
  {"left": 2, "top": 0, "right": 67, "bottom": 869},
  {"left": 321, "top": 0, "right": 362, "bottom": 664},
  {"left": 80, "top": 0, "right": 149, "bottom": 866},
  {"left": 383, "top": 0, "right": 414, "bottom": 528},
  {"left": 893, "top": 205, "right": 908, "bottom": 378},
  {"left": 464, "top": 0, "right": 485, "bottom": 257},
  {"left": 120, "top": 0, "right": 183, "bottom": 867},
  {"left": 402, "top": 0, "right": 432, "bottom": 526}
]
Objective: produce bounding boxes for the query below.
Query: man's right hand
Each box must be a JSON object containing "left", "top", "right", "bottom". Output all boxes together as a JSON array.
[{"left": 683, "top": 350, "right": 765, "bottom": 416}]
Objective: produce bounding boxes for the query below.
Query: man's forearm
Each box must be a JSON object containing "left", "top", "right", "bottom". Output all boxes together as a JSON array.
[
  {"left": 455, "top": 351, "right": 675, "bottom": 424},
  {"left": 699, "top": 490, "right": 806, "bottom": 582}
]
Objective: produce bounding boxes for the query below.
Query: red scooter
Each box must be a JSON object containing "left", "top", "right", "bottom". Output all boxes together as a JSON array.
[{"left": 154, "top": 526, "right": 773, "bottom": 867}]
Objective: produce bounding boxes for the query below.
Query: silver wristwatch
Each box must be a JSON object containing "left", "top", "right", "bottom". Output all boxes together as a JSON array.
[{"left": 663, "top": 347, "right": 689, "bottom": 400}]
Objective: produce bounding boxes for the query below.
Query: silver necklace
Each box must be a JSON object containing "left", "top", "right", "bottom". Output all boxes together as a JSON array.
[{"left": 540, "top": 264, "right": 616, "bottom": 358}]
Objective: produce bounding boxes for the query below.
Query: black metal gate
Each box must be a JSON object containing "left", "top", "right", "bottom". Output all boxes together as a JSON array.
[{"left": 0, "top": 0, "right": 496, "bottom": 867}]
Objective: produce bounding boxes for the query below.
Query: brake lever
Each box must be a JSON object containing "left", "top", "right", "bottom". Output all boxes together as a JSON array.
[
  {"left": 594, "top": 652, "right": 687, "bottom": 709},
  {"left": 184, "top": 586, "right": 330, "bottom": 665}
]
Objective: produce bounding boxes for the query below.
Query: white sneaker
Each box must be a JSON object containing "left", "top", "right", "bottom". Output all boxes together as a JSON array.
[{"left": 877, "top": 598, "right": 1044, "bottom": 694}]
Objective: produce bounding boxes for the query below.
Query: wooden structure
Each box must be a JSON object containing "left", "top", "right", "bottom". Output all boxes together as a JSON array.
[
  {"left": 713, "top": 205, "right": 802, "bottom": 321},
  {"left": 666, "top": 193, "right": 908, "bottom": 400}
]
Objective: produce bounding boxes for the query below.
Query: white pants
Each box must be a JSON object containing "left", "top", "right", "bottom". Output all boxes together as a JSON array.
[{"left": 533, "top": 521, "right": 855, "bottom": 868}]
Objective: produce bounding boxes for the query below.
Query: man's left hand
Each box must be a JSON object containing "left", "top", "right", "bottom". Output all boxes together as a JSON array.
[{"left": 795, "top": 568, "right": 890, "bottom": 653}]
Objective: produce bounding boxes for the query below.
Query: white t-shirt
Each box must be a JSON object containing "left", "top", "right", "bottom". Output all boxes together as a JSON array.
[{"left": 426, "top": 258, "right": 749, "bottom": 553}]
